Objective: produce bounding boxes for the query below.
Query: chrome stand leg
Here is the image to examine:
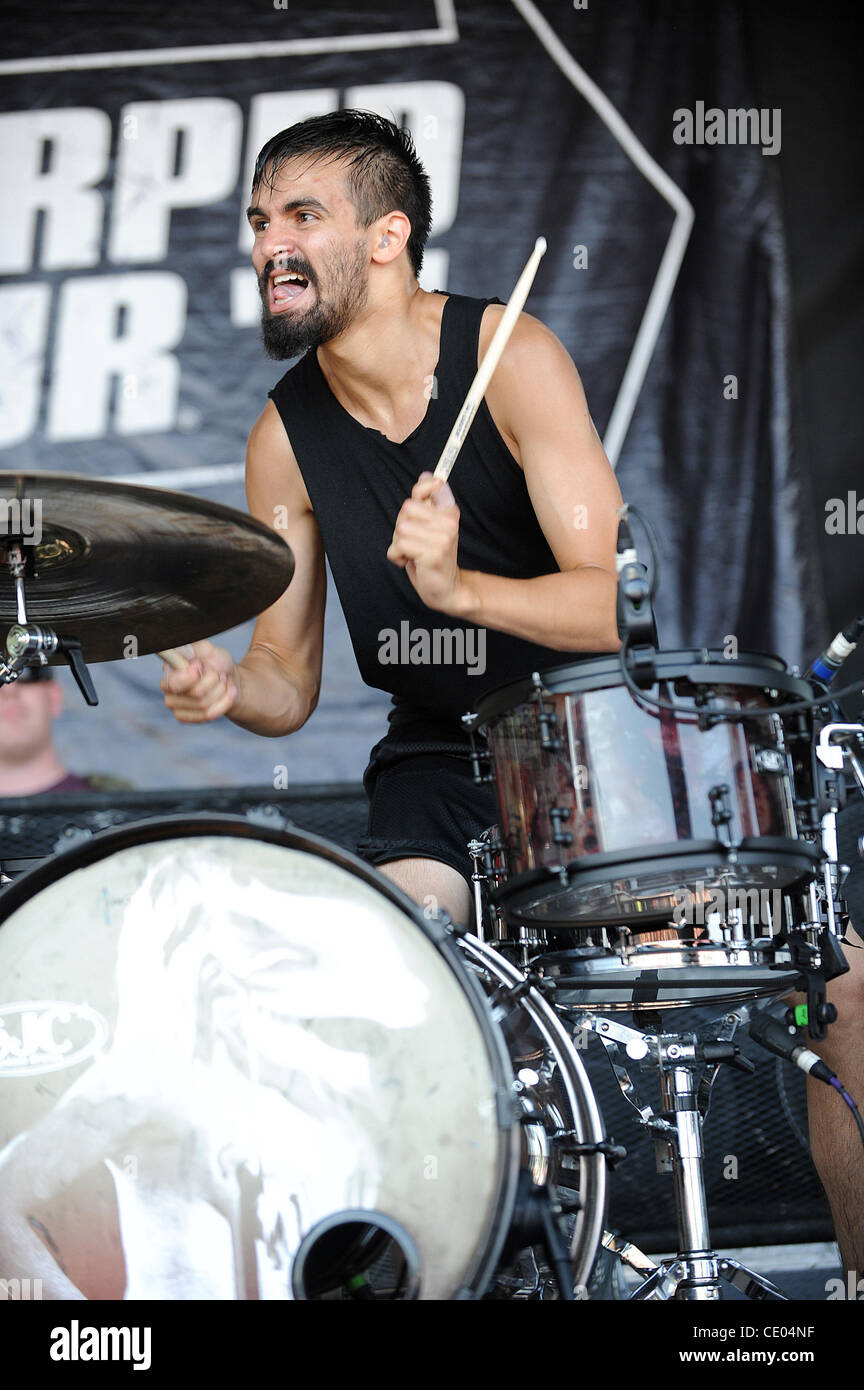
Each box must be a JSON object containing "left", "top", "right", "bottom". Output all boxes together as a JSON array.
[
  {"left": 577, "top": 1013, "right": 790, "bottom": 1301},
  {"left": 658, "top": 1064, "right": 721, "bottom": 1300}
]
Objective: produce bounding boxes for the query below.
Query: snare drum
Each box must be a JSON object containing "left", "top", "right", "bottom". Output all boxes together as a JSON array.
[
  {"left": 474, "top": 650, "right": 820, "bottom": 931},
  {"left": 470, "top": 828, "right": 804, "bottom": 1012},
  {"left": 0, "top": 816, "right": 605, "bottom": 1299}
]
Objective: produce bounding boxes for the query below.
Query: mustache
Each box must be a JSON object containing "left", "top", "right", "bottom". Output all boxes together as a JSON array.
[{"left": 260, "top": 257, "right": 317, "bottom": 289}]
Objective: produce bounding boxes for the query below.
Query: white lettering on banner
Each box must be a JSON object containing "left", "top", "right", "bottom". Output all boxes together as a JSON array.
[
  {"left": 2, "top": 81, "right": 464, "bottom": 445},
  {"left": 47, "top": 273, "right": 187, "bottom": 441},
  {"left": 0, "top": 284, "right": 52, "bottom": 445},
  {"left": 111, "top": 98, "right": 243, "bottom": 262},
  {"left": 347, "top": 81, "right": 463, "bottom": 236},
  {"left": 0, "top": 108, "right": 111, "bottom": 273}
]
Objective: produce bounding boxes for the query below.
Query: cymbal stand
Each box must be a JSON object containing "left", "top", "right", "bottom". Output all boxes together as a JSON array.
[
  {"left": 0, "top": 542, "right": 98, "bottom": 703},
  {"left": 574, "top": 1006, "right": 789, "bottom": 1300}
]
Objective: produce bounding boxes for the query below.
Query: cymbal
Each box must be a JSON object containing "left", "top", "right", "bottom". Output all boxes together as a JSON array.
[{"left": 0, "top": 471, "right": 294, "bottom": 665}]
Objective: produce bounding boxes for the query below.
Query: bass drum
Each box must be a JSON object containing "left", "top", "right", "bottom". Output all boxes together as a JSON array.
[{"left": 0, "top": 816, "right": 604, "bottom": 1300}]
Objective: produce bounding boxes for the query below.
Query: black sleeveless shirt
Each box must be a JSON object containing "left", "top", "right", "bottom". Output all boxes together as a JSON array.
[{"left": 268, "top": 293, "right": 593, "bottom": 721}]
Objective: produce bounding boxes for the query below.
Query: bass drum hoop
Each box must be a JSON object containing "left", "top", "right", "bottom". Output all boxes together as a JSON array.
[
  {"left": 0, "top": 813, "right": 522, "bottom": 1301},
  {"left": 458, "top": 933, "right": 607, "bottom": 1292}
]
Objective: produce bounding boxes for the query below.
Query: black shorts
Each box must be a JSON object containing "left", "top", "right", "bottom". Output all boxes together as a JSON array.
[{"left": 355, "top": 704, "right": 497, "bottom": 888}]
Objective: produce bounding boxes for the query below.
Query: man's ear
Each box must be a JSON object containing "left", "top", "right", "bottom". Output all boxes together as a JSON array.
[{"left": 370, "top": 211, "right": 412, "bottom": 265}]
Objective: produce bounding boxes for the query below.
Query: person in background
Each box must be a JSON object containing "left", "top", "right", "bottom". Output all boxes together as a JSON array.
[{"left": 0, "top": 666, "right": 130, "bottom": 795}]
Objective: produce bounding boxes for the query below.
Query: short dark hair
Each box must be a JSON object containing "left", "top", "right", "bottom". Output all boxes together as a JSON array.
[{"left": 252, "top": 109, "right": 433, "bottom": 276}]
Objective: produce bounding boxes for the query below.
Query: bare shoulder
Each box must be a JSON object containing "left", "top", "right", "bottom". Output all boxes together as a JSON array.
[
  {"left": 246, "top": 399, "right": 313, "bottom": 516},
  {"left": 479, "top": 305, "right": 576, "bottom": 375},
  {"left": 483, "top": 309, "right": 589, "bottom": 465}
]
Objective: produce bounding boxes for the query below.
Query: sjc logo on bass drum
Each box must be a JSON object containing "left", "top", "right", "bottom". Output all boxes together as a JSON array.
[{"left": 0, "top": 1002, "right": 108, "bottom": 1077}]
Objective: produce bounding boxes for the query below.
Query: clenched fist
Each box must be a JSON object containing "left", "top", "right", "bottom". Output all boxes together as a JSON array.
[
  {"left": 386, "top": 471, "right": 467, "bottom": 614},
  {"left": 160, "top": 640, "right": 238, "bottom": 723}
]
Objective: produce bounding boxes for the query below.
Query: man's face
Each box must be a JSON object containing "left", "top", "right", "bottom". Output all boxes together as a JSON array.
[
  {"left": 0, "top": 679, "right": 61, "bottom": 763},
  {"left": 247, "top": 155, "right": 371, "bottom": 359}
]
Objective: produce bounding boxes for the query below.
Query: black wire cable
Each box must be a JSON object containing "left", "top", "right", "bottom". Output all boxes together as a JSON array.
[
  {"left": 828, "top": 1076, "right": 864, "bottom": 1153},
  {"left": 618, "top": 637, "right": 864, "bottom": 726},
  {"left": 616, "top": 504, "right": 864, "bottom": 725},
  {"left": 539, "top": 1201, "right": 576, "bottom": 1301}
]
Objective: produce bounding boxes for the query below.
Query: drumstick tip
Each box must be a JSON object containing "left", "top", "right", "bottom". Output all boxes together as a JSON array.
[{"left": 535, "top": 236, "right": 547, "bottom": 256}]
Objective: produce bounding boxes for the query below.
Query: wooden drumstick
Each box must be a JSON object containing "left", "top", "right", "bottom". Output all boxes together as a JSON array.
[
  {"left": 158, "top": 648, "right": 190, "bottom": 671},
  {"left": 433, "top": 236, "right": 547, "bottom": 485}
]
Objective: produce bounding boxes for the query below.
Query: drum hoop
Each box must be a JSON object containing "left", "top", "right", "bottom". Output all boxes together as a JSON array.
[
  {"left": 0, "top": 812, "right": 522, "bottom": 1299},
  {"left": 473, "top": 649, "right": 813, "bottom": 726},
  {"left": 457, "top": 933, "right": 607, "bottom": 1294},
  {"left": 491, "top": 840, "right": 822, "bottom": 930},
  {"left": 547, "top": 966, "right": 800, "bottom": 990}
]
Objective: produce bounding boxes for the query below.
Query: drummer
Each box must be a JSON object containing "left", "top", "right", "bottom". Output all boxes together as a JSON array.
[
  {"left": 161, "top": 109, "right": 863, "bottom": 1288},
  {"left": 161, "top": 108, "right": 622, "bottom": 932}
]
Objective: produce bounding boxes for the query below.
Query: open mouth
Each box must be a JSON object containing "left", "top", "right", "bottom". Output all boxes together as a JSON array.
[{"left": 269, "top": 271, "right": 312, "bottom": 313}]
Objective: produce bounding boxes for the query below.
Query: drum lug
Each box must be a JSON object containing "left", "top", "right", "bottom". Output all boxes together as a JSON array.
[
  {"left": 694, "top": 686, "right": 721, "bottom": 731},
  {"left": 461, "top": 712, "right": 493, "bottom": 784},
  {"left": 708, "top": 783, "right": 733, "bottom": 839},
  {"left": 549, "top": 805, "right": 573, "bottom": 848},
  {"left": 530, "top": 672, "right": 560, "bottom": 752}
]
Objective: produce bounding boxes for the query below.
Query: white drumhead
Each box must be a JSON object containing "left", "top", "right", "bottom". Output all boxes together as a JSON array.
[{"left": 0, "top": 829, "right": 513, "bottom": 1300}]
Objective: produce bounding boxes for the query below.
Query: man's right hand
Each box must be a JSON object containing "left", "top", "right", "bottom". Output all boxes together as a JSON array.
[{"left": 160, "top": 641, "right": 239, "bottom": 723}]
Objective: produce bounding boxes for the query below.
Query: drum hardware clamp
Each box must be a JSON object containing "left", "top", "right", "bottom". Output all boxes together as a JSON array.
[
  {"left": 571, "top": 1007, "right": 789, "bottom": 1301},
  {"left": 460, "top": 712, "right": 494, "bottom": 784},
  {"left": 549, "top": 1131, "right": 628, "bottom": 1169},
  {"left": 781, "top": 928, "right": 848, "bottom": 1041},
  {"left": 1, "top": 542, "right": 98, "bottom": 705}
]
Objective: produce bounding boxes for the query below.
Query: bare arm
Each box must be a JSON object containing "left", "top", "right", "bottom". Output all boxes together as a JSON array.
[
  {"left": 162, "top": 401, "right": 327, "bottom": 736},
  {"left": 460, "top": 310, "right": 622, "bottom": 649},
  {"left": 387, "top": 309, "right": 622, "bottom": 652}
]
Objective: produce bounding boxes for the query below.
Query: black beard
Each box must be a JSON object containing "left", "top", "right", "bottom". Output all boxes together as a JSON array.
[{"left": 259, "top": 241, "right": 369, "bottom": 360}]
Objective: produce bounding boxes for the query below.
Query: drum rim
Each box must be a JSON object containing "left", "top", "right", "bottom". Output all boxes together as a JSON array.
[
  {"left": 0, "top": 812, "right": 522, "bottom": 1299},
  {"left": 530, "top": 946, "right": 803, "bottom": 1011},
  {"left": 491, "top": 839, "right": 822, "bottom": 930},
  {"left": 0, "top": 812, "right": 386, "bottom": 923},
  {"left": 460, "top": 933, "right": 608, "bottom": 1292},
  {"left": 472, "top": 648, "right": 813, "bottom": 725}
]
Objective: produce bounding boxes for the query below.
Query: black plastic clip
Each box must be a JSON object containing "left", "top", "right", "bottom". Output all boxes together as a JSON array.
[{"left": 552, "top": 1131, "right": 628, "bottom": 1169}]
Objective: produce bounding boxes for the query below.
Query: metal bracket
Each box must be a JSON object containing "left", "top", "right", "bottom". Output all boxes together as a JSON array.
[{"left": 531, "top": 671, "right": 560, "bottom": 752}]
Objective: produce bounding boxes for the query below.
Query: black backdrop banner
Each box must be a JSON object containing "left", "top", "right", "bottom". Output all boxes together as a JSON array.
[{"left": 0, "top": 0, "right": 828, "bottom": 786}]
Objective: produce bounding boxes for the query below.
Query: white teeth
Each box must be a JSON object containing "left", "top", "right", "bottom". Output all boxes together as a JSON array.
[{"left": 273, "top": 273, "right": 307, "bottom": 286}]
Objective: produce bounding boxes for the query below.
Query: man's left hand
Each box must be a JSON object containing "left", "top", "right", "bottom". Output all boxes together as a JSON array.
[{"left": 387, "top": 471, "right": 468, "bottom": 615}]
